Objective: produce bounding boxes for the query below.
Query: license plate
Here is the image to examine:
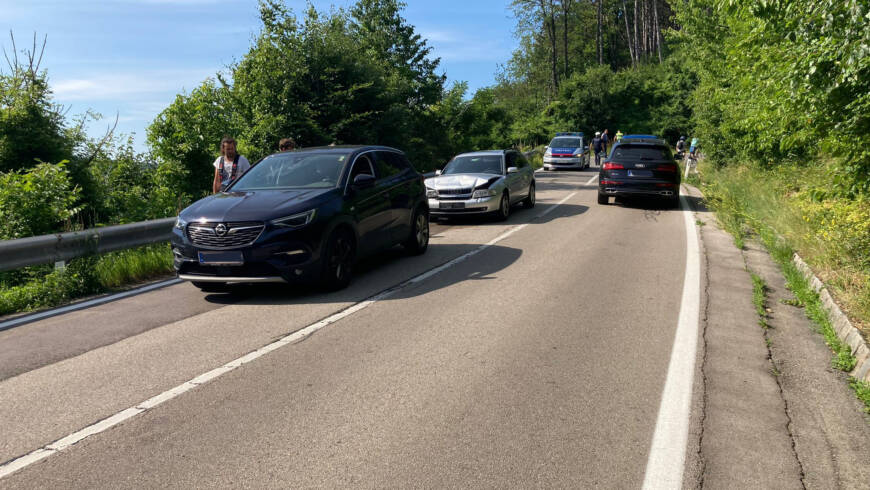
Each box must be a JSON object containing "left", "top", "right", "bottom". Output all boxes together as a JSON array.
[
  {"left": 440, "top": 202, "right": 464, "bottom": 209},
  {"left": 628, "top": 170, "right": 653, "bottom": 177},
  {"left": 198, "top": 251, "right": 244, "bottom": 265}
]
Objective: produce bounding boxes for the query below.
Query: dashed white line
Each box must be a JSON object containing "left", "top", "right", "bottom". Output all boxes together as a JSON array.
[
  {"left": 584, "top": 173, "right": 599, "bottom": 186},
  {"left": 0, "top": 190, "right": 580, "bottom": 481},
  {"left": 641, "top": 189, "right": 702, "bottom": 489}
]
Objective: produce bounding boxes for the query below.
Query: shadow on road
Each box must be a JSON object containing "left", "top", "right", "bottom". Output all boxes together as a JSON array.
[
  {"left": 434, "top": 203, "right": 588, "bottom": 228},
  {"left": 202, "top": 243, "right": 523, "bottom": 306}
]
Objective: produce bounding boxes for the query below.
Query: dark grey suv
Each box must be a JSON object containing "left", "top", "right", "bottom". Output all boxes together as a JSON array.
[{"left": 171, "top": 146, "right": 429, "bottom": 291}]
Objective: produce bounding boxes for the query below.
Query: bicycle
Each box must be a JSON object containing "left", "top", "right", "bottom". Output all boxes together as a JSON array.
[{"left": 683, "top": 151, "right": 698, "bottom": 179}]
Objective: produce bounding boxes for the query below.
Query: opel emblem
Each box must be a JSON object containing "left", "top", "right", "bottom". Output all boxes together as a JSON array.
[{"left": 215, "top": 223, "right": 228, "bottom": 237}]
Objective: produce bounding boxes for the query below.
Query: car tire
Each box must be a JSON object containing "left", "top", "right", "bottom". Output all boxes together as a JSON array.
[
  {"left": 597, "top": 192, "right": 609, "bottom": 205},
  {"left": 495, "top": 191, "right": 511, "bottom": 221},
  {"left": 320, "top": 227, "right": 355, "bottom": 291},
  {"left": 403, "top": 206, "right": 429, "bottom": 255},
  {"left": 191, "top": 281, "right": 230, "bottom": 293},
  {"left": 522, "top": 182, "right": 536, "bottom": 208},
  {"left": 669, "top": 194, "right": 681, "bottom": 209}
]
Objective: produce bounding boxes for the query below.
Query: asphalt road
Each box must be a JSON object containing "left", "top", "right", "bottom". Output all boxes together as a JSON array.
[{"left": 2, "top": 169, "right": 691, "bottom": 487}]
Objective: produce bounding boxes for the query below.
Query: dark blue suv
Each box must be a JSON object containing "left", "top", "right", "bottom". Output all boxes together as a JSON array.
[{"left": 171, "top": 146, "right": 429, "bottom": 291}]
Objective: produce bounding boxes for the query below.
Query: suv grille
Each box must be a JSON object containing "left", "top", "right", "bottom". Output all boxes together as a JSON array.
[{"left": 187, "top": 222, "right": 264, "bottom": 249}]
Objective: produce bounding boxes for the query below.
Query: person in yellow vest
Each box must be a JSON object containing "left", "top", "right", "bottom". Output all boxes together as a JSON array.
[{"left": 615, "top": 130, "right": 624, "bottom": 142}]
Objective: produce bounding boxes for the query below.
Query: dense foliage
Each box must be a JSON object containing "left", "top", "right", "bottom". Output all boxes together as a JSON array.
[
  {"left": 148, "top": 0, "right": 453, "bottom": 191},
  {"left": 673, "top": 0, "right": 870, "bottom": 195}
]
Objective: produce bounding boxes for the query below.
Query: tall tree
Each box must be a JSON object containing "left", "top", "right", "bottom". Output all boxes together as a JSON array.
[
  {"left": 560, "top": 0, "right": 573, "bottom": 78},
  {"left": 539, "top": 0, "right": 560, "bottom": 89},
  {"left": 597, "top": 0, "right": 604, "bottom": 65}
]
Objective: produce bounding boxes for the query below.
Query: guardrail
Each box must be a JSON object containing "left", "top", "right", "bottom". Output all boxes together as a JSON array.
[{"left": 0, "top": 218, "right": 176, "bottom": 272}]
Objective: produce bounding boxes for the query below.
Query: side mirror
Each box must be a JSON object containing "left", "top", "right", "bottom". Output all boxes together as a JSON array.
[
  {"left": 352, "top": 173, "right": 376, "bottom": 190},
  {"left": 435, "top": 169, "right": 442, "bottom": 176},
  {"left": 507, "top": 166, "right": 519, "bottom": 174}
]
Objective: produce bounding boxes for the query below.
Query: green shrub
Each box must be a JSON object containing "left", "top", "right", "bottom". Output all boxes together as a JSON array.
[{"left": 0, "top": 162, "right": 80, "bottom": 239}]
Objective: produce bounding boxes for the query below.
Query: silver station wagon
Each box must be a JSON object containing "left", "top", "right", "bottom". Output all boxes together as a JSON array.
[{"left": 425, "top": 149, "right": 535, "bottom": 221}]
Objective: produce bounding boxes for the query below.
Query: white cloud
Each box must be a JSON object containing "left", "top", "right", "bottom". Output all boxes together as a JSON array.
[
  {"left": 52, "top": 69, "right": 214, "bottom": 101},
  {"left": 420, "top": 28, "right": 512, "bottom": 63}
]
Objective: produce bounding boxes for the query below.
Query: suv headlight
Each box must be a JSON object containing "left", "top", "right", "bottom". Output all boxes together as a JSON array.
[
  {"left": 573, "top": 148, "right": 582, "bottom": 156},
  {"left": 271, "top": 209, "right": 317, "bottom": 229},
  {"left": 174, "top": 217, "right": 187, "bottom": 230},
  {"left": 426, "top": 188, "right": 438, "bottom": 198},
  {"left": 472, "top": 189, "right": 497, "bottom": 199}
]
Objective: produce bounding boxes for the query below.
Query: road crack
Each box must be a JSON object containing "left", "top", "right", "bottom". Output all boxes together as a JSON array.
[
  {"left": 695, "top": 220, "right": 711, "bottom": 489},
  {"left": 742, "top": 248, "right": 808, "bottom": 490}
]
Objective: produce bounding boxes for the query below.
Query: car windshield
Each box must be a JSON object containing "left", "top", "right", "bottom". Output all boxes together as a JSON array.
[
  {"left": 442, "top": 155, "right": 503, "bottom": 175},
  {"left": 230, "top": 152, "right": 349, "bottom": 191},
  {"left": 549, "top": 137, "right": 582, "bottom": 148},
  {"left": 611, "top": 144, "right": 671, "bottom": 161}
]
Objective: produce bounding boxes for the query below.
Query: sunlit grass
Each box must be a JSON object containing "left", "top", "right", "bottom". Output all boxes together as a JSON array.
[
  {"left": 0, "top": 244, "right": 174, "bottom": 316},
  {"left": 697, "top": 160, "right": 869, "bottom": 333}
]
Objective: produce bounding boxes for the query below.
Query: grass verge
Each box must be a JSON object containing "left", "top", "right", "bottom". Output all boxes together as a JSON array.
[
  {"left": 697, "top": 162, "right": 869, "bottom": 412},
  {"left": 751, "top": 273, "right": 771, "bottom": 330},
  {"left": 696, "top": 161, "right": 869, "bottom": 332},
  {"left": 0, "top": 243, "right": 174, "bottom": 317},
  {"left": 850, "top": 379, "right": 870, "bottom": 414}
]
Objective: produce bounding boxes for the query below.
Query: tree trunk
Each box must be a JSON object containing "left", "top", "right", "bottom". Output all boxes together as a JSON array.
[
  {"left": 539, "top": 0, "right": 559, "bottom": 91},
  {"left": 623, "top": 0, "right": 634, "bottom": 66},
  {"left": 633, "top": 0, "right": 639, "bottom": 62},
  {"left": 653, "top": 0, "right": 662, "bottom": 62},
  {"left": 597, "top": 0, "right": 603, "bottom": 65},
  {"left": 562, "top": 0, "right": 571, "bottom": 78}
]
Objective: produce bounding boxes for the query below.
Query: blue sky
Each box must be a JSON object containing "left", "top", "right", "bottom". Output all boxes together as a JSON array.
[{"left": 1, "top": 0, "right": 518, "bottom": 152}]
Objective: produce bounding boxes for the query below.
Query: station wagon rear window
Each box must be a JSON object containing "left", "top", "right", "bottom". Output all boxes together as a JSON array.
[{"left": 611, "top": 145, "right": 671, "bottom": 161}]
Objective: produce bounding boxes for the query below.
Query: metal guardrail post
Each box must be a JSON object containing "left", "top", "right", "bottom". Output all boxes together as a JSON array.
[{"left": 0, "top": 217, "right": 176, "bottom": 272}]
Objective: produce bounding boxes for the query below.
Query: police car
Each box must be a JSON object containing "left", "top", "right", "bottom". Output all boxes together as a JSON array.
[{"left": 543, "top": 132, "right": 589, "bottom": 170}]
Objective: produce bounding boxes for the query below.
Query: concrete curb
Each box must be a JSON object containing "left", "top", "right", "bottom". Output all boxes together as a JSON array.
[{"left": 792, "top": 254, "right": 870, "bottom": 383}]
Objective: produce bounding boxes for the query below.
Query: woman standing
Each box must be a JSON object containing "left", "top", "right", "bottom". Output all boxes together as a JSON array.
[{"left": 212, "top": 137, "right": 251, "bottom": 193}]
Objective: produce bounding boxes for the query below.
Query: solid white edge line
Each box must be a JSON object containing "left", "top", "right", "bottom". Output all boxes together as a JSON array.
[
  {"left": 641, "top": 188, "right": 702, "bottom": 489},
  {"left": 0, "top": 189, "right": 581, "bottom": 481},
  {"left": 0, "top": 278, "right": 183, "bottom": 333}
]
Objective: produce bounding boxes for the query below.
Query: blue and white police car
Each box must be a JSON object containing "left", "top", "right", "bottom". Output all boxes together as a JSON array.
[{"left": 543, "top": 132, "right": 589, "bottom": 170}]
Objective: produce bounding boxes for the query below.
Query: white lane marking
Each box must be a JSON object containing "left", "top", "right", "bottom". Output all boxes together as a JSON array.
[
  {"left": 584, "top": 173, "right": 599, "bottom": 186},
  {"left": 46, "top": 408, "right": 144, "bottom": 451},
  {"left": 0, "top": 279, "right": 183, "bottom": 333},
  {"left": 641, "top": 188, "right": 702, "bottom": 489},
  {"left": 0, "top": 191, "right": 580, "bottom": 481}
]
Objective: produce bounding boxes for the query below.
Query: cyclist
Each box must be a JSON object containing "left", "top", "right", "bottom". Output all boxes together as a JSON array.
[
  {"left": 676, "top": 136, "right": 686, "bottom": 158},
  {"left": 689, "top": 137, "right": 699, "bottom": 159}
]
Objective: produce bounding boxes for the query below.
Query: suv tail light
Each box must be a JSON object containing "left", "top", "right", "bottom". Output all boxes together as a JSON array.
[
  {"left": 602, "top": 162, "right": 623, "bottom": 170},
  {"left": 657, "top": 164, "right": 677, "bottom": 172}
]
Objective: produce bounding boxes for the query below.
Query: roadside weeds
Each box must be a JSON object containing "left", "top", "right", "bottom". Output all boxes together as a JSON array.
[
  {"left": 0, "top": 244, "right": 174, "bottom": 318},
  {"left": 698, "top": 184, "right": 870, "bottom": 414}
]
